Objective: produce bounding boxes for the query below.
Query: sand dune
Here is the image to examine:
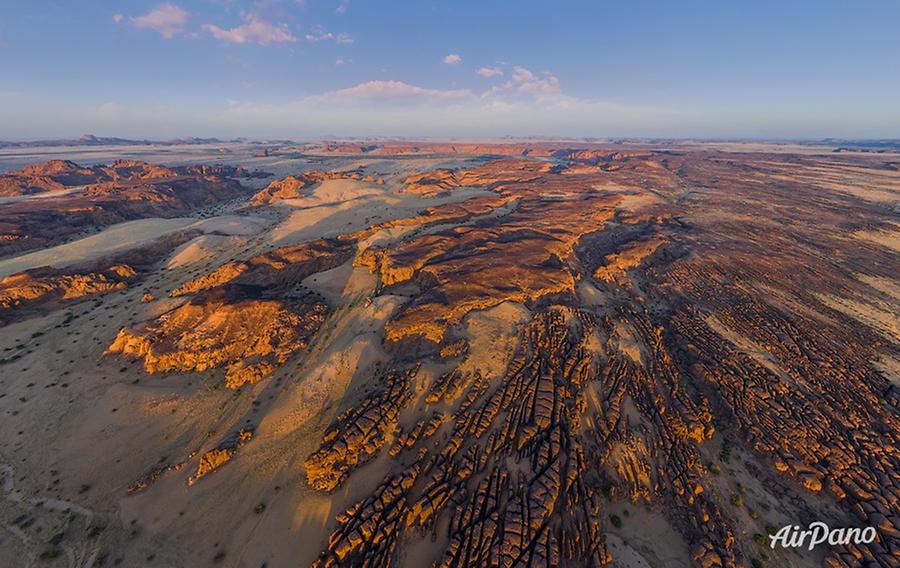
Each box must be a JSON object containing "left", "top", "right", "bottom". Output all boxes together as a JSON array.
[{"left": 165, "top": 234, "right": 246, "bottom": 269}]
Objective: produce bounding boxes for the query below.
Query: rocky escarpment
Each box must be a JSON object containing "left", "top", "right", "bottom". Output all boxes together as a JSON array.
[
  {"left": 0, "top": 159, "right": 101, "bottom": 196},
  {"left": 0, "top": 159, "right": 251, "bottom": 257},
  {"left": 108, "top": 238, "right": 354, "bottom": 388},
  {"left": 402, "top": 158, "right": 553, "bottom": 196},
  {"left": 300, "top": 151, "right": 899, "bottom": 567},
  {"left": 170, "top": 238, "right": 354, "bottom": 297},
  {"left": 359, "top": 159, "right": 621, "bottom": 343},
  {"left": 0, "top": 159, "right": 251, "bottom": 197},
  {"left": 107, "top": 289, "right": 328, "bottom": 388},
  {"left": 1, "top": 264, "right": 134, "bottom": 306},
  {"left": 0, "top": 231, "right": 197, "bottom": 326},
  {"left": 250, "top": 169, "right": 384, "bottom": 205}
]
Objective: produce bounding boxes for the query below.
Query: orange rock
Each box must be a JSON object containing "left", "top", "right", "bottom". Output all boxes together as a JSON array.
[
  {"left": 107, "top": 293, "right": 327, "bottom": 388},
  {"left": 187, "top": 429, "right": 253, "bottom": 485}
]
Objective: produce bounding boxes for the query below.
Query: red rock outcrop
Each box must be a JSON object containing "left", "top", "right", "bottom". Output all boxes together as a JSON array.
[
  {"left": 107, "top": 289, "right": 327, "bottom": 388},
  {"left": 0, "top": 160, "right": 249, "bottom": 256},
  {"left": 359, "top": 160, "right": 621, "bottom": 343},
  {"left": 0, "top": 264, "right": 134, "bottom": 312},
  {"left": 301, "top": 150, "right": 898, "bottom": 567},
  {"left": 593, "top": 236, "right": 666, "bottom": 283},
  {"left": 0, "top": 231, "right": 196, "bottom": 326},
  {"left": 0, "top": 160, "right": 101, "bottom": 196},
  {"left": 187, "top": 429, "right": 253, "bottom": 485},
  {"left": 108, "top": 238, "right": 352, "bottom": 387},
  {"left": 0, "top": 159, "right": 253, "bottom": 198},
  {"left": 402, "top": 158, "right": 554, "bottom": 195},
  {"left": 250, "top": 175, "right": 315, "bottom": 205},
  {"left": 250, "top": 169, "right": 379, "bottom": 205},
  {"left": 171, "top": 238, "right": 354, "bottom": 297},
  {"left": 304, "top": 367, "right": 417, "bottom": 492},
  {"left": 308, "top": 309, "right": 618, "bottom": 567}
]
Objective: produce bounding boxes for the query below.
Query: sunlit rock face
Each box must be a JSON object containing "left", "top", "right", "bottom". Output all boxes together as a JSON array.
[
  {"left": 107, "top": 292, "right": 328, "bottom": 388},
  {"left": 250, "top": 170, "right": 380, "bottom": 205},
  {"left": 297, "top": 151, "right": 898, "bottom": 568},
  {"left": 0, "top": 159, "right": 250, "bottom": 256},
  {"left": 3, "top": 145, "right": 896, "bottom": 568},
  {"left": 108, "top": 237, "right": 354, "bottom": 387}
]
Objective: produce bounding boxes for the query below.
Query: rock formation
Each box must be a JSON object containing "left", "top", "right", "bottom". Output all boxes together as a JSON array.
[
  {"left": 108, "top": 238, "right": 353, "bottom": 387},
  {"left": 299, "top": 150, "right": 898, "bottom": 567},
  {"left": 6, "top": 145, "right": 898, "bottom": 567},
  {"left": 0, "top": 231, "right": 196, "bottom": 325},
  {"left": 250, "top": 169, "right": 379, "bottom": 205},
  {"left": 170, "top": 238, "right": 353, "bottom": 297},
  {"left": 0, "top": 159, "right": 250, "bottom": 256},
  {"left": 107, "top": 290, "right": 328, "bottom": 388},
  {"left": 187, "top": 429, "right": 253, "bottom": 485},
  {"left": 304, "top": 367, "right": 417, "bottom": 492}
]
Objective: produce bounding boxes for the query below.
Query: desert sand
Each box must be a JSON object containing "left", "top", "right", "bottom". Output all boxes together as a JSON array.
[{"left": 0, "top": 142, "right": 897, "bottom": 568}]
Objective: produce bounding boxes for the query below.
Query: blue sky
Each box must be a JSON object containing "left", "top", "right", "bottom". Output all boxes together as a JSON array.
[{"left": 1, "top": 1, "right": 898, "bottom": 139}]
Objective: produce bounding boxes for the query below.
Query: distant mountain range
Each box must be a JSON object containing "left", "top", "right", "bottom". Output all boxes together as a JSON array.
[
  {"left": 2, "top": 134, "right": 897, "bottom": 152},
  {"left": 0, "top": 134, "right": 256, "bottom": 149},
  {"left": 823, "top": 138, "right": 900, "bottom": 152}
]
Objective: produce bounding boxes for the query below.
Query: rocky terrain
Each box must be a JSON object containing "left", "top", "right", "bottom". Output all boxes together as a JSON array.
[
  {"left": 251, "top": 170, "right": 383, "bottom": 205},
  {"left": 108, "top": 238, "right": 353, "bottom": 388},
  {"left": 0, "top": 134, "right": 246, "bottom": 149},
  {"left": 0, "top": 142, "right": 897, "bottom": 567},
  {"left": 0, "top": 159, "right": 254, "bottom": 256},
  {"left": 0, "top": 231, "right": 197, "bottom": 327}
]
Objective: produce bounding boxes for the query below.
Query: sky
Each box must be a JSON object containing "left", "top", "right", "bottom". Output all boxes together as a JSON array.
[{"left": 1, "top": 0, "right": 898, "bottom": 140}]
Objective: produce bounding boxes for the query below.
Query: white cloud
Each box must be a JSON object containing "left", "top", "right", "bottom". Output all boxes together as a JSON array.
[
  {"left": 6, "top": 90, "right": 895, "bottom": 140},
  {"left": 217, "top": 94, "right": 693, "bottom": 139},
  {"left": 305, "top": 26, "right": 352, "bottom": 44},
  {"left": 130, "top": 3, "right": 188, "bottom": 39},
  {"left": 320, "top": 80, "right": 473, "bottom": 104},
  {"left": 215, "top": 72, "right": 684, "bottom": 136},
  {"left": 305, "top": 25, "right": 333, "bottom": 42},
  {"left": 510, "top": 67, "right": 561, "bottom": 95},
  {"left": 112, "top": 14, "right": 124, "bottom": 23},
  {"left": 476, "top": 67, "right": 502, "bottom": 78},
  {"left": 203, "top": 15, "right": 296, "bottom": 45},
  {"left": 335, "top": 1, "right": 349, "bottom": 14},
  {"left": 335, "top": 58, "right": 349, "bottom": 66},
  {"left": 443, "top": 53, "right": 462, "bottom": 65},
  {"left": 3, "top": 62, "right": 707, "bottom": 139},
  {"left": 484, "top": 66, "right": 569, "bottom": 103}
]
